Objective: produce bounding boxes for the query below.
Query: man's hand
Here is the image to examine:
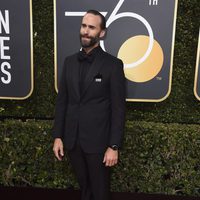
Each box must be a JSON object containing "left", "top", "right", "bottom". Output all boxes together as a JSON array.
[
  {"left": 103, "top": 147, "right": 118, "bottom": 167},
  {"left": 53, "top": 138, "right": 64, "bottom": 161}
]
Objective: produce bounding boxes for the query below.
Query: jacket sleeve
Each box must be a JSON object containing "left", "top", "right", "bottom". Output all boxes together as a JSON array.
[
  {"left": 109, "top": 59, "right": 126, "bottom": 148},
  {"left": 52, "top": 58, "right": 68, "bottom": 139}
]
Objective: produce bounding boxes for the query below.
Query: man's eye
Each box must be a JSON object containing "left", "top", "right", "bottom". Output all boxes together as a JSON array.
[{"left": 89, "top": 26, "right": 95, "bottom": 30}]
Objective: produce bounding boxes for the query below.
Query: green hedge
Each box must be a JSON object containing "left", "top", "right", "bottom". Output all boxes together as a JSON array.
[
  {"left": 0, "top": 120, "right": 77, "bottom": 188},
  {"left": 0, "top": 0, "right": 199, "bottom": 124},
  {"left": 1, "top": 120, "right": 200, "bottom": 196}
]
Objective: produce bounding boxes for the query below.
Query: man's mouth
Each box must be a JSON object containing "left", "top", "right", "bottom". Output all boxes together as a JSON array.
[{"left": 81, "top": 35, "right": 91, "bottom": 39}]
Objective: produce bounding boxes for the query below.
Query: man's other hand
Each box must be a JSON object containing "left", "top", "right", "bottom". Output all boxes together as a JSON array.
[
  {"left": 53, "top": 138, "right": 64, "bottom": 161},
  {"left": 103, "top": 147, "right": 118, "bottom": 167}
]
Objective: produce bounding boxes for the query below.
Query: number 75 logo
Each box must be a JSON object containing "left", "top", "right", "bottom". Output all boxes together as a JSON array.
[{"left": 54, "top": 0, "right": 178, "bottom": 102}]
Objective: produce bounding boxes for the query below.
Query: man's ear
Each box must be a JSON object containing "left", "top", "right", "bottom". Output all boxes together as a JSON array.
[{"left": 99, "top": 29, "right": 106, "bottom": 39}]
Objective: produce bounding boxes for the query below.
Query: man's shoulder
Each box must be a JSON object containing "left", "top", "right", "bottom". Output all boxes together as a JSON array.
[
  {"left": 64, "top": 52, "right": 78, "bottom": 62},
  {"left": 102, "top": 50, "right": 123, "bottom": 65}
]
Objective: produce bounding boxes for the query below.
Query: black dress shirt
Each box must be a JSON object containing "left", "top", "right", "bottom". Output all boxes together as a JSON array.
[{"left": 78, "top": 46, "right": 101, "bottom": 95}]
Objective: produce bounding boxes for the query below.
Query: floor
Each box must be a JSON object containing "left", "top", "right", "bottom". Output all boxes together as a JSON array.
[{"left": 0, "top": 186, "right": 199, "bottom": 200}]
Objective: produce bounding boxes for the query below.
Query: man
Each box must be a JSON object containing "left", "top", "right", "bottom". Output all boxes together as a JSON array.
[{"left": 53, "top": 10, "right": 125, "bottom": 200}]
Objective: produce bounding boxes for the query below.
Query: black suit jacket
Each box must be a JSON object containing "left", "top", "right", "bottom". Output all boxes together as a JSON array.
[{"left": 53, "top": 47, "right": 126, "bottom": 153}]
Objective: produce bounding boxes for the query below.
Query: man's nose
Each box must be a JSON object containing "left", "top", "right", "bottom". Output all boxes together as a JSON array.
[{"left": 83, "top": 27, "right": 89, "bottom": 34}]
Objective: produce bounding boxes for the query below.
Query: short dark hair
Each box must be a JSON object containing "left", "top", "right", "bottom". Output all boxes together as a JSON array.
[{"left": 86, "top": 10, "right": 106, "bottom": 30}]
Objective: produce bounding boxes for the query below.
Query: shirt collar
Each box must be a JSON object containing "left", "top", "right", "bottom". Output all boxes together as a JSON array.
[{"left": 78, "top": 46, "right": 101, "bottom": 63}]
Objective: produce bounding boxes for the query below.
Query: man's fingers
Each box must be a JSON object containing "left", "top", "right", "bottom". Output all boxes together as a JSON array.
[
  {"left": 103, "top": 155, "right": 106, "bottom": 163},
  {"left": 53, "top": 139, "right": 64, "bottom": 161},
  {"left": 105, "top": 158, "right": 118, "bottom": 167},
  {"left": 103, "top": 148, "right": 118, "bottom": 166},
  {"left": 60, "top": 147, "right": 64, "bottom": 156},
  {"left": 53, "top": 147, "right": 63, "bottom": 161},
  {"left": 53, "top": 148, "right": 59, "bottom": 160}
]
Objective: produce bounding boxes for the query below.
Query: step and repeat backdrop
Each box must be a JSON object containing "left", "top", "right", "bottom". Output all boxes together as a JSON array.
[
  {"left": 0, "top": 0, "right": 33, "bottom": 99},
  {"left": 54, "top": 0, "right": 178, "bottom": 102},
  {"left": 0, "top": 0, "right": 199, "bottom": 103}
]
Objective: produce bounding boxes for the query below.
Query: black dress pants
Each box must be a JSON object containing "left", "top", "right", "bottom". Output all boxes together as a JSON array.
[{"left": 67, "top": 140, "right": 111, "bottom": 200}]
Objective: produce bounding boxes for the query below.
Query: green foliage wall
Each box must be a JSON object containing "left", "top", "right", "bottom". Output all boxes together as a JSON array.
[
  {"left": 0, "top": 0, "right": 200, "bottom": 196},
  {"left": 1, "top": 120, "right": 200, "bottom": 196}
]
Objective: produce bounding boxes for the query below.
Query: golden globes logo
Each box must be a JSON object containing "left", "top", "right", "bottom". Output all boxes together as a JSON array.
[
  {"left": 54, "top": 0, "right": 178, "bottom": 101},
  {"left": 0, "top": 0, "right": 33, "bottom": 99},
  {"left": 0, "top": 10, "right": 11, "bottom": 85},
  {"left": 194, "top": 29, "right": 200, "bottom": 100}
]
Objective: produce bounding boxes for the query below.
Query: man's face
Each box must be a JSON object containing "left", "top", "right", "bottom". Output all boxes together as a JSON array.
[{"left": 80, "top": 13, "right": 105, "bottom": 49}]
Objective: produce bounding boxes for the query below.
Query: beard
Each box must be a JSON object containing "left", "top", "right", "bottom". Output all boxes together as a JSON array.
[{"left": 80, "top": 33, "right": 100, "bottom": 48}]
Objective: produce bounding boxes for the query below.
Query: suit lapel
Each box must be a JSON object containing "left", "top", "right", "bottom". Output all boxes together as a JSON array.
[
  {"left": 71, "top": 54, "right": 80, "bottom": 100},
  {"left": 81, "top": 49, "right": 105, "bottom": 97}
]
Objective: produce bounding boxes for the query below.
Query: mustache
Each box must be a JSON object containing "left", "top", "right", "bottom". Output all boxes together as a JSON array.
[{"left": 80, "top": 34, "right": 92, "bottom": 39}]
